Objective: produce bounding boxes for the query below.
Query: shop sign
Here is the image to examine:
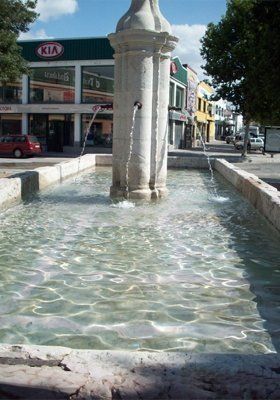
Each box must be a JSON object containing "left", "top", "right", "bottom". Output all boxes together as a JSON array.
[
  {"left": 170, "top": 62, "right": 178, "bottom": 75},
  {"left": 186, "top": 75, "right": 197, "bottom": 117},
  {"left": 31, "top": 68, "right": 74, "bottom": 87},
  {"left": 36, "top": 42, "right": 64, "bottom": 59},
  {"left": 169, "top": 110, "right": 187, "bottom": 121},
  {"left": 83, "top": 72, "right": 114, "bottom": 94},
  {"left": 0, "top": 105, "right": 17, "bottom": 113},
  {"left": 93, "top": 104, "right": 113, "bottom": 112}
]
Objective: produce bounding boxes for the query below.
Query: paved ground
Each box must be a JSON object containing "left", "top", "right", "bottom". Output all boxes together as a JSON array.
[
  {"left": 169, "top": 141, "right": 280, "bottom": 189},
  {"left": 0, "top": 141, "right": 279, "bottom": 189}
]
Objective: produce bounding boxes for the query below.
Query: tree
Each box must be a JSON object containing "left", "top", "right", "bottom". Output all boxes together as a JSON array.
[
  {"left": 0, "top": 0, "right": 38, "bottom": 83},
  {"left": 200, "top": 0, "right": 280, "bottom": 155}
]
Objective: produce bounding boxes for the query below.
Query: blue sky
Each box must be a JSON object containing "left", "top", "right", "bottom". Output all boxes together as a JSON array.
[{"left": 20, "top": 0, "right": 227, "bottom": 77}]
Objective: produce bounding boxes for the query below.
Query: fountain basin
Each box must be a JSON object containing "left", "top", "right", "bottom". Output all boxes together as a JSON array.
[{"left": 0, "top": 157, "right": 279, "bottom": 398}]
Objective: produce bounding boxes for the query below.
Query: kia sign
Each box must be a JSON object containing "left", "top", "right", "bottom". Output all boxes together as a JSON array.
[{"left": 36, "top": 42, "right": 64, "bottom": 59}]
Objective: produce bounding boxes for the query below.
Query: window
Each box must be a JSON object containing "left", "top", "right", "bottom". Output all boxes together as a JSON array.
[
  {"left": 203, "top": 101, "right": 206, "bottom": 113},
  {"left": 0, "top": 114, "right": 21, "bottom": 135},
  {"left": 82, "top": 66, "right": 114, "bottom": 104},
  {"left": 175, "top": 87, "right": 184, "bottom": 109},
  {"left": 29, "top": 67, "right": 75, "bottom": 103},
  {"left": 198, "top": 98, "right": 202, "bottom": 111},
  {"left": 14, "top": 136, "right": 27, "bottom": 143},
  {"left": 82, "top": 113, "right": 113, "bottom": 147},
  {"left": 169, "top": 82, "right": 175, "bottom": 106},
  {"left": 0, "top": 82, "right": 22, "bottom": 104}
]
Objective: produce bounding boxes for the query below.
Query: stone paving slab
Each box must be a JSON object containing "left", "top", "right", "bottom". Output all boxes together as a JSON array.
[{"left": 0, "top": 344, "right": 279, "bottom": 399}]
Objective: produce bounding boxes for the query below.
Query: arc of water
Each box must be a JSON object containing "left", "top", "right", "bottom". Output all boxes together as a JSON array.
[
  {"left": 125, "top": 104, "right": 138, "bottom": 199},
  {"left": 152, "top": 53, "right": 161, "bottom": 196},
  {"left": 76, "top": 106, "right": 101, "bottom": 178},
  {"left": 197, "top": 128, "right": 218, "bottom": 197}
]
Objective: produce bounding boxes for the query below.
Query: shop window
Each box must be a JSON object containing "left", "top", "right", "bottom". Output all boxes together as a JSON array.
[
  {"left": 29, "top": 114, "right": 74, "bottom": 151},
  {"left": 29, "top": 67, "right": 75, "bottom": 104},
  {"left": 82, "top": 113, "right": 113, "bottom": 147},
  {"left": 175, "top": 87, "right": 184, "bottom": 109},
  {"left": 0, "top": 82, "right": 22, "bottom": 104},
  {"left": 0, "top": 114, "right": 21, "bottom": 135},
  {"left": 82, "top": 66, "right": 114, "bottom": 104},
  {"left": 169, "top": 82, "right": 175, "bottom": 106}
]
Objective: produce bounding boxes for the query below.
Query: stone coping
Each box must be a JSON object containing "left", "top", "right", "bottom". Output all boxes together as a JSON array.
[
  {"left": 0, "top": 344, "right": 279, "bottom": 399},
  {"left": 215, "top": 158, "right": 280, "bottom": 233},
  {"left": 0, "top": 154, "right": 97, "bottom": 212}
]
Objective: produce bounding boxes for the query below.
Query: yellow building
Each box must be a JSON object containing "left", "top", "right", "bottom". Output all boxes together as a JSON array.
[{"left": 195, "top": 82, "right": 215, "bottom": 143}]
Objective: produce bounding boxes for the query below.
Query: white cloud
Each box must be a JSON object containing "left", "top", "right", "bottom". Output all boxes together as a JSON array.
[
  {"left": 19, "top": 29, "right": 53, "bottom": 40},
  {"left": 171, "top": 24, "right": 207, "bottom": 79},
  {"left": 36, "top": 0, "right": 79, "bottom": 22}
]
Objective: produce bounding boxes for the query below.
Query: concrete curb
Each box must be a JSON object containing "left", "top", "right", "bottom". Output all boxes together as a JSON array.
[
  {"left": 0, "top": 344, "right": 279, "bottom": 399},
  {"left": 215, "top": 158, "right": 280, "bottom": 232},
  {"left": 0, "top": 155, "right": 96, "bottom": 211}
]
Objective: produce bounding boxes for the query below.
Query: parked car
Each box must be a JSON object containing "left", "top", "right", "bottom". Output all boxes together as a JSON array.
[
  {"left": 0, "top": 135, "right": 42, "bottom": 158},
  {"left": 235, "top": 137, "right": 264, "bottom": 151}
]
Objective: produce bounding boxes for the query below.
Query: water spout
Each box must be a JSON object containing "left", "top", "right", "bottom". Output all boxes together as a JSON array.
[
  {"left": 76, "top": 106, "right": 101, "bottom": 177},
  {"left": 134, "top": 101, "right": 142, "bottom": 110},
  {"left": 124, "top": 103, "right": 140, "bottom": 199},
  {"left": 197, "top": 129, "right": 219, "bottom": 197}
]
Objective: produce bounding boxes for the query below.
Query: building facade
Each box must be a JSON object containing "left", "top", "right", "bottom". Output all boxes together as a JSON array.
[
  {"left": 0, "top": 38, "right": 115, "bottom": 152},
  {"left": 196, "top": 82, "right": 215, "bottom": 143},
  {"left": 168, "top": 57, "right": 188, "bottom": 150},
  {"left": 0, "top": 37, "right": 220, "bottom": 152},
  {"left": 214, "top": 98, "right": 227, "bottom": 140},
  {"left": 184, "top": 64, "right": 199, "bottom": 148}
]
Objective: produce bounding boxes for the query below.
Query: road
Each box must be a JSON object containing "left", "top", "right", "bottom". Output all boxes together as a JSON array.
[{"left": 0, "top": 141, "right": 279, "bottom": 189}]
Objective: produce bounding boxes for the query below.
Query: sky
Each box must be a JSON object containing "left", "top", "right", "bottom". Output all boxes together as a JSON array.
[{"left": 19, "top": 0, "right": 227, "bottom": 78}]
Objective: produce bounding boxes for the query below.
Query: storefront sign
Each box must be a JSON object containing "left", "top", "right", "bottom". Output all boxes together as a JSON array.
[
  {"left": 93, "top": 104, "right": 113, "bottom": 112},
  {"left": 83, "top": 73, "right": 114, "bottom": 94},
  {"left": 169, "top": 110, "right": 187, "bottom": 121},
  {"left": 186, "top": 75, "right": 197, "bottom": 118},
  {"left": 0, "top": 105, "right": 17, "bottom": 113},
  {"left": 170, "top": 62, "right": 178, "bottom": 75},
  {"left": 36, "top": 42, "right": 64, "bottom": 59},
  {"left": 31, "top": 68, "right": 75, "bottom": 87}
]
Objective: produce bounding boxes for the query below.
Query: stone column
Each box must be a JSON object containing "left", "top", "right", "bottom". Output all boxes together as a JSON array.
[{"left": 108, "top": 0, "right": 178, "bottom": 200}]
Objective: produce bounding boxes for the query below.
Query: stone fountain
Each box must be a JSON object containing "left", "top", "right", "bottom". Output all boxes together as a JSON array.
[{"left": 108, "top": 0, "right": 178, "bottom": 200}]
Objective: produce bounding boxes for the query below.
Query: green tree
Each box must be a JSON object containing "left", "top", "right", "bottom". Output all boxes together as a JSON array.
[
  {"left": 201, "top": 0, "right": 280, "bottom": 155},
  {"left": 0, "top": 0, "right": 38, "bottom": 83}
]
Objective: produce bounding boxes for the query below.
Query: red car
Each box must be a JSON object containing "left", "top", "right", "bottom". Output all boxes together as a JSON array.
[{"left": 0, "top": 135, "right": 42, "bottom": 158}]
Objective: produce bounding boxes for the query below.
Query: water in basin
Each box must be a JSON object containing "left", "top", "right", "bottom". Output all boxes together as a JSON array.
[{"left": 0, "top": 168, "right": 279, "bottom": 353}]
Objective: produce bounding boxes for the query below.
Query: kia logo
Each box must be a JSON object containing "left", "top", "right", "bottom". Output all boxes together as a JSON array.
[{"left": 36, "top": 42, "right": 64, "bottom": 59}]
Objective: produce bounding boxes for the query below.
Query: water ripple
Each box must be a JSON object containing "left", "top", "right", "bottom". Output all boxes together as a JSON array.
[{"left": 0, "top": 168, "right": 279, "bottom": 353}]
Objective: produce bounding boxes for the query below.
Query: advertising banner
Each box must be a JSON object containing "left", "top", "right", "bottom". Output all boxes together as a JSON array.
[{"left": 264, "top": 127, "right": 280, "bottom": 153}]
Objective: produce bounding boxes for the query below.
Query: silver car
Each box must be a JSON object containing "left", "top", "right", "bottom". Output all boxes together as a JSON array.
[{"left": 235, "top": 137, "right": 264, "bottom": 151}]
